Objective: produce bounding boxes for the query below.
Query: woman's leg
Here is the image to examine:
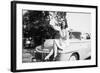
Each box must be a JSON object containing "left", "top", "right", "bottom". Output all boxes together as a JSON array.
[{"left": 53, "top": 40, "right": 58, "bottom": 59}]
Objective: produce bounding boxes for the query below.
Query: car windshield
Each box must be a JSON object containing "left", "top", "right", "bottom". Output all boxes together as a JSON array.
[{"left": 69, "top": 32, "right": 81, "bottom": 40}]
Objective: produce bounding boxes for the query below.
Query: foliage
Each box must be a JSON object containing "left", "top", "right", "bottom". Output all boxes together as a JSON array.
[{"left": 23, "top": 10, "right": 59, "bottom": 47}]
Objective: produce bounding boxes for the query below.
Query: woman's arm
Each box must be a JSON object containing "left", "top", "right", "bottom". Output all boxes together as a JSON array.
[{"left": 66, "top": 28, "right": 69, "bottom": 40}]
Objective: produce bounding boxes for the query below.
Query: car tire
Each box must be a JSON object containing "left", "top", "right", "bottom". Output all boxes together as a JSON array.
[{"left": 69, "top": 53, "right": 79, "bottom": 61}]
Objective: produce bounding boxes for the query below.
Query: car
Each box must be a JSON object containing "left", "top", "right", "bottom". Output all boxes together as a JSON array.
[{"left": 34, "top": 31, "right": 91, "bottom": 61}]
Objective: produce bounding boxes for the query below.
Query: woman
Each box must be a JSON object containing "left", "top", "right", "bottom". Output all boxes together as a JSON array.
[{"left": 45, "top": 12, "right": 69, "bottom": 61}]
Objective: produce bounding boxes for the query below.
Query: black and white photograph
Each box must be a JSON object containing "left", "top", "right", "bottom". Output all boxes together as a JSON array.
[
  {"left": 11, "top": 1, "right": 97, "bottom": 72},
  {"left": 22, "top": 10, "right": 91, "bottom": 63}
]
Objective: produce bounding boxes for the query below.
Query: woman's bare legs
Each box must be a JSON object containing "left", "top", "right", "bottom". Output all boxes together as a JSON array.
[{"left": 44, "top": 40, "right": 58, "bottom": 60}]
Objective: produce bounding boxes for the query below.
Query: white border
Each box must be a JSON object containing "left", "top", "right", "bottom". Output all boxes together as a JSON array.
[{"left": 16, "top": 4, "right": 96, "bottom": 70}]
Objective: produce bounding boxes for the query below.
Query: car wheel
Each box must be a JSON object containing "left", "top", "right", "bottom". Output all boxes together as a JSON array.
[{"left": 69, "top": 54, "right": 79, "bottom": 61}]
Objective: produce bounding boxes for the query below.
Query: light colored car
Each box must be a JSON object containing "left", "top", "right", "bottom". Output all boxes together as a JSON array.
[{"left": 35, "top": 32, "right": 91, "bottom": 61}]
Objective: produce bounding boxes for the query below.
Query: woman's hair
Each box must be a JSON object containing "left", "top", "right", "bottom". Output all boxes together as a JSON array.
[
  {"left": 56, "top": 12, "right": 68, "bottom": 29},
  {"left": 64, "top": 19, "right": 68, "bottom": 28},
  {"left": 61, "top": 20, "right": 68, "bottom": 29}
]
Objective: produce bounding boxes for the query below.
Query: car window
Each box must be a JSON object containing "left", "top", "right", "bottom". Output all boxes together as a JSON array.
[{"left": 69, "top": 32, "right": 81, "bottom": 40}]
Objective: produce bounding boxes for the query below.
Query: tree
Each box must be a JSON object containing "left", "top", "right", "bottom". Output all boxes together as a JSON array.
[{"left": 23, "top": 10, "right": 59, "bottom": 48}]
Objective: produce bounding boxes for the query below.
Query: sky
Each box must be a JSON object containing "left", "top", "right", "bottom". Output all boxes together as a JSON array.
[{"left": 66, "top": 12, "right": 91, "bottom": 33}]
